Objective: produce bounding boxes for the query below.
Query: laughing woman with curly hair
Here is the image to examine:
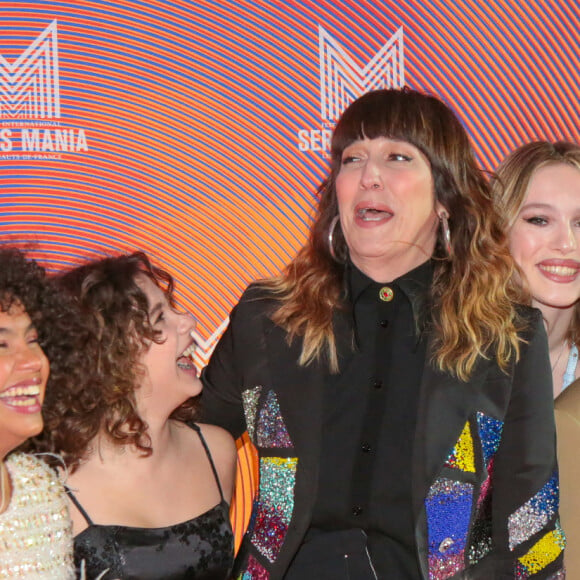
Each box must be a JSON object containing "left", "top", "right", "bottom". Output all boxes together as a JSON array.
[
  {"left": 37, "top": 252, "right": 237, "bottom": 580},
  {"left": 0, "top": 246, "right": 90, "bottom": 579}
]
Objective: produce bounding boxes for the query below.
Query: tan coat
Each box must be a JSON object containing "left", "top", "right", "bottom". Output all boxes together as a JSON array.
[{"left": 555, "top": 379, "right": 580, "bottom": 578}]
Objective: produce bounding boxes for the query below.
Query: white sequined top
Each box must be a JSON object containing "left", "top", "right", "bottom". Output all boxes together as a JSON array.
[{"left": 0, "top": 453, "right": 74, "bottom": 579}]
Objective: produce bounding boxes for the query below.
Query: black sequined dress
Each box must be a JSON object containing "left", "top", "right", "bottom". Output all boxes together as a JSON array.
[{"left": 67, "top": 424, "right": 234, "bottom": 579}]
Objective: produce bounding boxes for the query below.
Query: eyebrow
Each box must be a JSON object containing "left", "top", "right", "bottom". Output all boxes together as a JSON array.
[
  {"left": 0, "top": 323, "right": 36, "bottom": 335},
  {"left": 519, "top": 203, "right": 554, "bottom": 211}
]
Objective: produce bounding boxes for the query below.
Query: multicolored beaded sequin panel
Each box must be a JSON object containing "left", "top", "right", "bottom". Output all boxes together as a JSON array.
[
  {"left": 426, "top": 478, "right": 473, "bottom": 579},
  {"left": 467, "top": 412, "right": 504, "bottom": 566},
  {"left": 238, "top": 555, "right": 269, "bottom": 579},
  {"left": 466, "top": 456, "right": 494, "bottom": 566},
  {"left": 241, "top": 387, "right": 297, "bottom": 569},
  {"left": 257, "top": 391, "right": 293, "bottom": 448},
  {"left": 250, "top": 457, "right": 298, "bottom": 563},
  {"left": 242, "top": 387, "right": 293, "bottom": 449},
  {"left": 427, "top": 412, "right": 505, "bottom": 579},
  {"left": 476, "top": 412, "right": 503, "bottom": 469},
  {"left": 242, "top": 386, "right": 262, "bottom": 443},
  {"left": 508, "top": 471, "right": 559, "bottom": 550},
  {"left": 444, "top": 422, "right": 475, "bottom": 473},
  {"left": 515, "top": 521, "right": 566, "bottom": 578}
]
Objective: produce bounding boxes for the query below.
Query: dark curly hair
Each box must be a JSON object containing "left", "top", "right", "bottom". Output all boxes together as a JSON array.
[
  {"left": 0, "top": 247, "right": 92, "bottom": 458},
  {"left": 39, "top": 251, "right": 197, "bottom": 471}
]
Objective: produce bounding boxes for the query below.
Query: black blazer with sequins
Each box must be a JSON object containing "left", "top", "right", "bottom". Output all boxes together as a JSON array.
[{"left": 201, "top": 284, "right": 564, "bottom": 579}]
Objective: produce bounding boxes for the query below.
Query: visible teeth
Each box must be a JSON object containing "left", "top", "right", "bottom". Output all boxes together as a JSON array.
[
  {"left": 358, "top": 208, "right": 391, "bottom": 221},
  {"left": 540, "top": 265, "right": 578, "bottom": 276},
  {"left": 181, "top": 343, "right": 197, "bottom": 358},
  {"left": 8, "top": 398, "right": 38, "bottom": 406},
  {"left": 0, "top": 385, "right": 41, "bottom": 399}
]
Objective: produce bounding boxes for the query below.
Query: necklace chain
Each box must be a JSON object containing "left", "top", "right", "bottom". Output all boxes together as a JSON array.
[{"left": 552, "top": 341, "right": 569, "bottom": 373}]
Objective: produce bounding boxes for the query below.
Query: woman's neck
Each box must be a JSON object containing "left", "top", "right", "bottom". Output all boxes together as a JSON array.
[
  {"left": 533, "top": 300, "right": 576, "bottom": 397},
  {"left": 90, "top": 417, "right": 180, "bottom": 469},
  {"left": 534, "top": 301, "right": 575, "bottom": 350}
]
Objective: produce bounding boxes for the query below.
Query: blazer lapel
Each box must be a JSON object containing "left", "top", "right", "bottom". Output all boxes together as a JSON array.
[{"left": 412, "top": 348, "right": 489, "bottom": 519}]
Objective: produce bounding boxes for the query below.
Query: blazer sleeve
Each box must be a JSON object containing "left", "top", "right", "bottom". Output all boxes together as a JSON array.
[
  {"left": 200, "top": 285, "right": 269, "bottom": 439},
  {"left": 488, "top": 309, "right": 565, "bottom": 578}
]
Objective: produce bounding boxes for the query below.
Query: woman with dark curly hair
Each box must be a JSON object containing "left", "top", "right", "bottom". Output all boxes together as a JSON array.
[
  {"left": 40, "top": 252, "right": 236, "bottom": 579},
  {"left": 202, "top": 89, "right": 564, "bottom": 578},
  {"left": 0, "top": 246, "right": 79, "bottom": 579}
]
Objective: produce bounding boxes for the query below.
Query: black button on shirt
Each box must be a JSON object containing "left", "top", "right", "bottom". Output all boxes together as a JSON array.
[{"left": 306, "top": 260, "right": 432, "bottom": 579}]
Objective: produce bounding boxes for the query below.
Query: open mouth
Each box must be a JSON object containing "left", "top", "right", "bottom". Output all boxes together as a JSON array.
[
  {"left": 539, "top": 264, "right": 579, "bottom": 277},
  {"left": 176, "top": 342, "right": 197, "bottom": 373},
  {"left": 357, "top": 208, "right": 393, "bottom": 222},
  {"left": 0, "top": 385, "right": 42, "bottom": 408}
]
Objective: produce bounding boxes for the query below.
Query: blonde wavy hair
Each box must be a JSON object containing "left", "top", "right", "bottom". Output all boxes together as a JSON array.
[
  {"left": 261, "top": 88, "right": 523, "bottom": 380},
  {"left": 492, "top": 140, "right": 580, "bottom": 345}
]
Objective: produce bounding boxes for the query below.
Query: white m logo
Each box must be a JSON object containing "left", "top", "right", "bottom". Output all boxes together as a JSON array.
[
  {"left": 319, "top": 25, "right": 404, "bottom": 122},
  {"left": 0, "top": 20, "right": 61, "bottom": 119}
]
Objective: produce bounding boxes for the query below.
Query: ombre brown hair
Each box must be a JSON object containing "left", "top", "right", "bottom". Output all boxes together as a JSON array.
[
  {"left": 261, "top": 88, "right": 523, "bottom": 379},
  {"left": 40, "top": 252, "right": 197, "bottom": 471},
  {"left": 493, "top": 140, "right": 580, "bottom": 344}
]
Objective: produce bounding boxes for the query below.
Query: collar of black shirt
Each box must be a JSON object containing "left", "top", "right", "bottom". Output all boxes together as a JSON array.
[{"left": 347, "top": 258, "right": 433, "bottom": 339}]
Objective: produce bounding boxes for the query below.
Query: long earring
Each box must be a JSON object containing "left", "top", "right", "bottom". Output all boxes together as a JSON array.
[
  {"left": 439, "top": 212, "right": 452, "bottom": 256},
  {"left": 328, "top": 215, "right": 340, "bottom": 262}
]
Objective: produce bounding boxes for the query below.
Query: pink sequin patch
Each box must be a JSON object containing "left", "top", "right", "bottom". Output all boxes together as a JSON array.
[{"left": 240, "top": 555, "right": 269, "bottom": 579}]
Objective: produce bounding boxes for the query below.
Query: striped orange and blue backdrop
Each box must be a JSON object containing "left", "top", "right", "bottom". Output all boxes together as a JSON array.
[{"left": 2, "top": 0, "right": 579, "bottom": 551}]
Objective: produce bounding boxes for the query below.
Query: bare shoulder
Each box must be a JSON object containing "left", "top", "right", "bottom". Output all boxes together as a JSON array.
[
  {"left": 196, "top": 423, "right": 237, "bottom": 501},
  {"left": 196, "top": 423, "right": 236, "bottom": 453}
]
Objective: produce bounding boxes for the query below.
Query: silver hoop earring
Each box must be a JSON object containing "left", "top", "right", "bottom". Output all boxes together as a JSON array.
[
  {"left": 439, "top": 213, "right": 452, "bottom": 256},
  {"left": 328, "top": 215, "right": 340, "bottom": 262}
]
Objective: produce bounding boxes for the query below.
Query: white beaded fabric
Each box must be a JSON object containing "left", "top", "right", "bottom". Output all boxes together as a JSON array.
[{"left": 0, "top": 453, "right": 74, "bottom": 579}]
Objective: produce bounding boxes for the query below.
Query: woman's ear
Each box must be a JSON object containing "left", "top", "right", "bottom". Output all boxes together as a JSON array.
[{"left": 435, "top": 201, "right": 448, "bottom": 220}]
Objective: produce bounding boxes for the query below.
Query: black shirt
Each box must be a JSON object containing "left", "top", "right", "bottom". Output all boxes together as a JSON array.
[{"left": 288, "top": 260, "right": 432, "bottom": 579}]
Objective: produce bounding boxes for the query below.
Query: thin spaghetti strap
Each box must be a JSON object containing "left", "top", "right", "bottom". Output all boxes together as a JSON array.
[
  {"left": 189, "top": 422, "right": 225, "bottom": 502},
  {"left": 65, "top": 487, "right": 94, "bottom": 526},
  {"left": 562, "top": 343, "right": 579, "bottom": 392}
]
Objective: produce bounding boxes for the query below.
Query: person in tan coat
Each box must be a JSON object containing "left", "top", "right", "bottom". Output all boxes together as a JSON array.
[{"left": 555, "top": 382, "right": 580, "bottom": 576}]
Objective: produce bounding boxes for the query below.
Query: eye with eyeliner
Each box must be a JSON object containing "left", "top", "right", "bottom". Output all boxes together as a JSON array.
[{"left": 523, "top": 216, "right": 549, "bottom": 226}]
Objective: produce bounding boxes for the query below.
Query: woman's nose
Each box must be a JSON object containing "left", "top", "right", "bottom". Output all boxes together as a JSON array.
[
  {"left": 17, "top": 346, "right": 45, "bottom": 370},
  {"left": 178, "top": 311, "right": 196, "bottom": 334},
  {"left": 360, "top": 162, "right": 383, "bottom": 190},
  {"left": 554, "top": 224, "right": 579, "bottom": 253}
]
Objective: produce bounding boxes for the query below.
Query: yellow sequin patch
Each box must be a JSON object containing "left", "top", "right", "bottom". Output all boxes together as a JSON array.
[
  {"left": 517, "top": 525, "right": 566, "bottom": 573},
  {"left": 447, "top": 421, "right": 475, "bottom": 473}
]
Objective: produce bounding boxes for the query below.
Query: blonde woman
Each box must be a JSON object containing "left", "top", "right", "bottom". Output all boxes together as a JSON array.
[{"left": 494, "top": 140, "right": 580, "bottom": 576}]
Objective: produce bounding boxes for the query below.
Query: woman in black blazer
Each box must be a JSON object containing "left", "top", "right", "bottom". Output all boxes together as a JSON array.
[{"left": 202, "top": 89, "right": 564, "bottom": 579}]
